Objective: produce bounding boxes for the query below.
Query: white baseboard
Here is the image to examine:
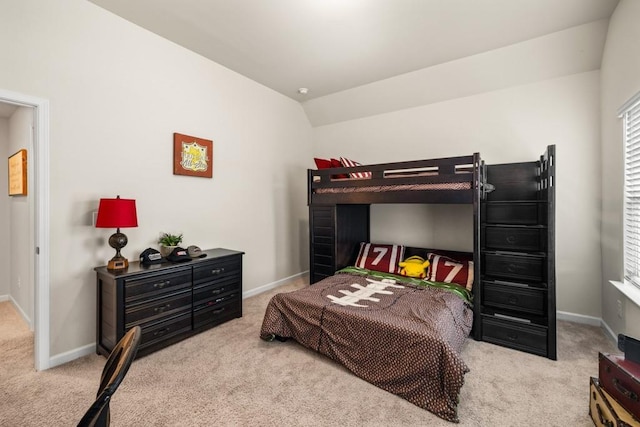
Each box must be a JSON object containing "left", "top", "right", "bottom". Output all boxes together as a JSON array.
[
  {"left": 558, "top": 310, "right": 617, "bottom": 345},
  {"left": 0, "top": 294, "right": 9, "bottom": 302},
  {"left": 600, "top": 319, "right": 618, "bottom": 344},
  {"left": 10, "top": 296, "right": 32, "bottom": 330},
  {"left": 242, "top": 271, "right": 308, "bottom": 299},
  {"left": 49, "top": 343, "right": 96, "bottom": 368},
  {"left": 557, "top": 310, "right": 601, "bottom": 326}
]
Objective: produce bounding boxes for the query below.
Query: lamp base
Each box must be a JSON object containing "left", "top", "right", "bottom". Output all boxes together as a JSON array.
[{"left": 107, "top": 256, "right": 129, "bottom": 271}]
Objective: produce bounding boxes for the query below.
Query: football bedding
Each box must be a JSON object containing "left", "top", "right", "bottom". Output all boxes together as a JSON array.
[{"left": 260, "top": 268, "right": 473, "bottom": 422}]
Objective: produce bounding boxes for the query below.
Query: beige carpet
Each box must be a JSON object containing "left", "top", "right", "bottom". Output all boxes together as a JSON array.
[{"left": 0, "top": 277, "right": 617, "bottom": 426}]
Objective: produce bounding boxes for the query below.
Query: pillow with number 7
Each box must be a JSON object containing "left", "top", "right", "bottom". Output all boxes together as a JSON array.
[
  {"left": 427, "top": 253, "right": 474, "bottom": 291},
  {"left": 354, "top": 242, "right": 405, "bottom": 274}
]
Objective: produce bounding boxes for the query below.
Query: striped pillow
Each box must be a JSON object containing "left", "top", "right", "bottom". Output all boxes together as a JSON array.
[
  {"left": 355, "top": 243, "right": 405, "bottom": 274},
  {"left": 427, "top": 253, "right": 474, "bottom": 291},
  {"left": 340, "top": 157, "right": 372, "bottom": 179}
]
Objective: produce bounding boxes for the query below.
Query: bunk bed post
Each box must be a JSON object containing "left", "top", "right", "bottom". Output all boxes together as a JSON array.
[
  {"left": 542, "top": 145, "right": 557, "bottom": 360},
  {"left": 307, "top": 169, "right": 313, "bottom": 206},
  {"left": 473, "top": 153, "right": 482, "bottom": 340}
]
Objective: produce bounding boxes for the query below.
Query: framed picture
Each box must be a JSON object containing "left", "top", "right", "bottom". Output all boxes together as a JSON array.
[
  {"left": 8, "top": 149, "right": 27, "bottom": 196},
  {"left": 173, "top": 133, "right": 213, "bottom": 178}
]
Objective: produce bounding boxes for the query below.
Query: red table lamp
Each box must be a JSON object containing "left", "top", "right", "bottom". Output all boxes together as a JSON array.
[{"left": 95, "top": 195, "right": 138, "bottom": 270}]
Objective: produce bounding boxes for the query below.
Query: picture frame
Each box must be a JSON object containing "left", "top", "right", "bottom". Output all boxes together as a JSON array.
[
  {"left": 173, "top": 133, "right": 213, "bottom": 178},
  {"left": 8, "top": 149, "right": 27, "bottom": 196}
]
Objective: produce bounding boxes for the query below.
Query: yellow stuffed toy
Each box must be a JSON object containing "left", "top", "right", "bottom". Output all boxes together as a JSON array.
[{"left": 398, "top": 256, "right": 430, "bottom": 279}]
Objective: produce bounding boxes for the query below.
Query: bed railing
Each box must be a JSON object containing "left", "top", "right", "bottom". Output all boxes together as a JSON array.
[{"left": 308, "top": 153, "right": 481, "bottom": 205}]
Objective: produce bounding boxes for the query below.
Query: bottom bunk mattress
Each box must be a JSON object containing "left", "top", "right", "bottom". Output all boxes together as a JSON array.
[{"left": 259, "top": 268, "right": 473, "bottom": 422}]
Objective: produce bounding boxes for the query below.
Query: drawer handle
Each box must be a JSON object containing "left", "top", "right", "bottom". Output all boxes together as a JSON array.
[
  {"left": 506, "top": 236, "right": 516, "bottom": 243},
  {"left": 154, "top": 304, "right": 171, "bottom": 313},
  {"left": 507, "top": 333, "right": 518, "bottom": 341},
  {"left": 507, "top": 296, "right": 518, "bottom": 305},
  {"left": 613, "top": 378, "right": 639, "bottom": 402},
  {"left": 212, "top": 307, "right": 226, "bottom": 315},
  {"left": 211, "top": 288, "right": 224, "bottom": 295},
  {"left": 153, "top": 280, "right": 171, "bottom": 289},
  {"left": 153, "top": 327, "right": 170, "bottom": 337},
  {"left": 507, "top": 264, "right": 518, "bottom": 272},
  {"left": 211, "top": 267, "right": 225, "bottom": 275}
]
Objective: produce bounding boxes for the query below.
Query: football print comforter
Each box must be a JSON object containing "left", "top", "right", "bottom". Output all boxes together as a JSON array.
[{"left": 260, "top": 268, "right": 473, "bottom": 422}]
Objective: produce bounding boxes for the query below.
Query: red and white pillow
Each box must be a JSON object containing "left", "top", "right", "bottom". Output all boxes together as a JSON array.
[
  {"left": 313, "top": 157, "right": 371, "bottom": 179},
  {"left": 339, "top": 157, "right": 372, "bottom": 179},
  {"left": 313, "top": 157, "right": 348, "bottom": 178},
  {"left": 313, "top": 158, "right": 332, "bottom": 169},
  {"left": 355, "top": 243, "right": 405, "bottom": 274},
  {"left": 427, "top": 252, "right": 474, "bottom": 290}
]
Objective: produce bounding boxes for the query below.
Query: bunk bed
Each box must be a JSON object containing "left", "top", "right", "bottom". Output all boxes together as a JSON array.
[
  {"left": 306, "top": 154, "right": 484, "bottom": 326},
  {"left": 260, "top": 148, "right": 556, "bottom": 422}
]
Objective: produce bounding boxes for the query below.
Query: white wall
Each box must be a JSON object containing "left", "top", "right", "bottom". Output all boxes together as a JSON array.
[
  {"left": 312, "top": 40, "right": 603, "bottom": 318},
  {"left": 600, "top": 0, "right": 640, "bottom": 337},
  {"left": 8, "top": 107, "right": 34, "bottom": 325},
  {"left": 0, "top": 0, "right": 312, "bottom": 359},
  {"left": 0, "top": 118, "right": 8, "bottom": 299}
]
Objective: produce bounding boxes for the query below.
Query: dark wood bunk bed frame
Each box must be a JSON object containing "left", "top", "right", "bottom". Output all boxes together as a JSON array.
[{"left": 307, "top": 146, "right": 556, "bottom": 360}]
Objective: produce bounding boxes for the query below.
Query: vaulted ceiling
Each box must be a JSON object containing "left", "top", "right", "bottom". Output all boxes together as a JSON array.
[{"left": 90, "top": 0, "right": 619, "bottom": 102}]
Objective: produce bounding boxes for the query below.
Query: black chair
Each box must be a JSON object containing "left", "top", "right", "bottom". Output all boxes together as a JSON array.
[{"left": 78, "top": 326, "right": 142, "bottom": 427}]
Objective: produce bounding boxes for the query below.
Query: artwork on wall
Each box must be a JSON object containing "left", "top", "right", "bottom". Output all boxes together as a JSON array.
[
  {"left": 8, "top": 149, "right": 27, "bottom": 196},
  {"left": 173, "top": 133, "right": 213, "bottom": 178}
]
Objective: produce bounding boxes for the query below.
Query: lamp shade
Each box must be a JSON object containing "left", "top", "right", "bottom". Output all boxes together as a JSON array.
[{"left": 95, "top": 197, "right": 138, "bottom": 228}]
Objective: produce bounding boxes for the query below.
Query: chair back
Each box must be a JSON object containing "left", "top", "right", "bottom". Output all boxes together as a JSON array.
[
  {"left": 77, "top": 326, "right": 142, "bottom": 427},
  {"left": 98, "top": 326, "right": 142, "bottom": 396},
  {"left": 76, "top": 391, "right": 111, "bottom": 427}
]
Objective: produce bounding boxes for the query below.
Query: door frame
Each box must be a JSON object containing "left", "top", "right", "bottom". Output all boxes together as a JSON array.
[{"left": 0, "top": 88, "right": 50, "bottom": 371}]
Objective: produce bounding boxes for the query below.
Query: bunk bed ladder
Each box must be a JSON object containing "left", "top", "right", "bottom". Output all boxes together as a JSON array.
[{"left": 478, "top": 145, "right": 557, "bottom": 360}]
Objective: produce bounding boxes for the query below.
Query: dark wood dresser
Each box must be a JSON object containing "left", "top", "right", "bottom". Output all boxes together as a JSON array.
[
  {"left": 479, "top": 146, "right": 556, "bottom": 359},
  {"left": 95, "top": 248, "right": 243, "bottom": 358}
]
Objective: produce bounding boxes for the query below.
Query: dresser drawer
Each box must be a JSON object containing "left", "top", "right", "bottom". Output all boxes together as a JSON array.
[
  {"left": 193, "top": 278, "right": 241, "bottom": 308},
  {"left": 482, "top": 281, "right": 545, "bottom": 315},
  {"left": 193, "top": 297, "right": 241, "bottom": 329},
  {"left": 137, "top": 312, "right": 192, "bottom": 350},
  {"left": 481, "top": 315, "right": 547, "bottom": 356},
  {"left": 484, "top": 202, "right": 545, "bottom": 225},
  {"left": 124, "top": 269, "right": 192, "bottom": 302},
  {"left": 125, "top": 290, "right": 192, "bottom": 327},
  {"left": 483, "top": 226, "right": 545, "bottom": 252},
  {"left": 483, "top": 252, "right": 545, "bottom": 282},
  {"left": 193, "top": 257, "right": 241, "bottom": 286}
]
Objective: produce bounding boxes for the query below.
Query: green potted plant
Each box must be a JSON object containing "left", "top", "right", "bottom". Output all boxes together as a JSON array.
[{"left": 158, "top": 232, "right": 183, "bottom": 257}]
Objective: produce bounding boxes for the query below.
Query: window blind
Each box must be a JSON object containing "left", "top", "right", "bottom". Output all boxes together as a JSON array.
[{"left": 623, "top": 95, "right": 640, "bottom": 287}]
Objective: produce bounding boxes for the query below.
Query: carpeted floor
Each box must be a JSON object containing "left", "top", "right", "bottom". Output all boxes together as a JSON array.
[{"left": 0, "top": 277, "right": 617, "bottom": 426}]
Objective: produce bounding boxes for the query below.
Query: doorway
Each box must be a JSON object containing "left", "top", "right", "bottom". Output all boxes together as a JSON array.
[{"left": 0, "top": 89, "right": 50, "bottom": 371}]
